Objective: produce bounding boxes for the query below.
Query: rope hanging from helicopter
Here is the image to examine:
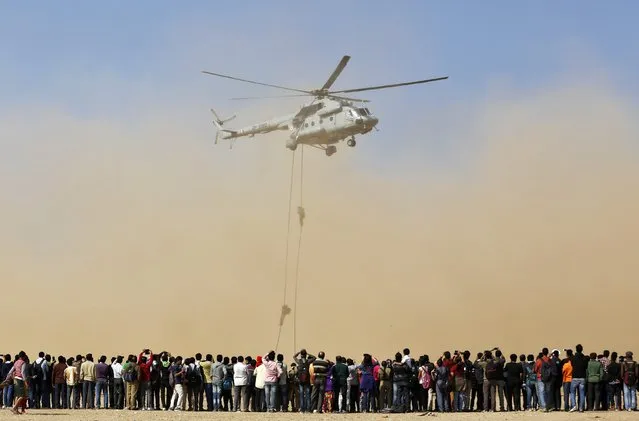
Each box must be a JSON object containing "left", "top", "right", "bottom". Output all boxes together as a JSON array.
[{"left": 275, "top": 144, "right": 305, "bottom": 354}]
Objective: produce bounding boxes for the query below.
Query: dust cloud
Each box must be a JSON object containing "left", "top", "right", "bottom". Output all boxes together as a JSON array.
[{"left": 0, "top": 79, "right": 637, "bottom": 362}]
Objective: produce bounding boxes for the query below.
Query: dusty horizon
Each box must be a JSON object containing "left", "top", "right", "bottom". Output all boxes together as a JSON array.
[{"left": 1, "top": 74, "right": 637, "bottom": 362}]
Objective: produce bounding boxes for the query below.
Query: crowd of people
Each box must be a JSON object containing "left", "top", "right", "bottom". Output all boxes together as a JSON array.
[{"left": 1, "top": 344, "right": 638, "bottom": 415}]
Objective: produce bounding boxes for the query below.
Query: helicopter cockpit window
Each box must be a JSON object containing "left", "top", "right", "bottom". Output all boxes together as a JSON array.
[{"left": 358, "top": 108, "right": 369, "bottom": 115}]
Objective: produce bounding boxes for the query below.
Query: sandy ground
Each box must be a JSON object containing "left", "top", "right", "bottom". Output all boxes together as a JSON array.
[{"left": 0, "top": 410, "right": 632, "bottom": 421}]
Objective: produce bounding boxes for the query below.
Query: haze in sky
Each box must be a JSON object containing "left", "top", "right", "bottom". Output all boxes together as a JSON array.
[{"left": 0, "top": 1, "right": 638, "bottom": 359}]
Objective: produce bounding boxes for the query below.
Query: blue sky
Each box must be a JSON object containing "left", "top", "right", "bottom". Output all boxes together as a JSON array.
[{"left": 0, "top": 0, "right": 637, "bottom": 164}]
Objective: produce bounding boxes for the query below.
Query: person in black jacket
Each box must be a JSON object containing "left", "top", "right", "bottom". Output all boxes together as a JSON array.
[
  {"left": 504, "top": 354, "right": 523, "bottom": 411},
  {"left": 569, "top": 344, "right": 588, "bottom": 412},
  {"left": 549, "top": 349, "right": 561, "bottom": 411},
  {"left": 607, "top": 352, "right": 622, "bottom": 410},
  {"left": 391, "top": 353, "right": 410, "bottom": 413}
]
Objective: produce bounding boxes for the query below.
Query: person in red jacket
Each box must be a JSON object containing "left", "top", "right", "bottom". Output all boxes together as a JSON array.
[{"left": 138, "top": 349, "right": 154, "bottom": 410}]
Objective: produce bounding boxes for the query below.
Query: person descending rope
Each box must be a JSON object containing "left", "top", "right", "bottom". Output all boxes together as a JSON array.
[{"left": 275, "top": 146, "right": 306, "bottom": 353}]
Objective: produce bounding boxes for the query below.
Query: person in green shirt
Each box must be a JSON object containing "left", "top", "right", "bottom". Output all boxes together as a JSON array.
[{"left": 586, "top": 353, "right": 604, "bottom": 410}]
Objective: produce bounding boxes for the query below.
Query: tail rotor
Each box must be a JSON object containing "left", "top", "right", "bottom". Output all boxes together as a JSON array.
[{"left": 210, "top": 108, "right": 237, "bottom": 145}]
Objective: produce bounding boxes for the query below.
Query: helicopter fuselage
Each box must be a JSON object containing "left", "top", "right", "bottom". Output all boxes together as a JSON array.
[{"left": 219, "top": 99, "right": 378, "bottom": 149}]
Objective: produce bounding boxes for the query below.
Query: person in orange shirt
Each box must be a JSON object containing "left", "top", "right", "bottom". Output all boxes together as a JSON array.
[{"left": 561, "top": 350, "right": 573, "bottom": 412}]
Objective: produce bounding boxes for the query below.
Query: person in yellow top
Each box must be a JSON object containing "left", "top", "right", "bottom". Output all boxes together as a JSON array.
[
  {"left": 80, "top": 354, "right": 96, "bottom": 409},
  {"left": 201, "top": 355, "right": 213, "bottom": 411},
  {"left": 64, "top": 357, "right": 78, "bottom": 409},
  {"left": 562, "top": 350, "right": 573, "bottom": 412}
]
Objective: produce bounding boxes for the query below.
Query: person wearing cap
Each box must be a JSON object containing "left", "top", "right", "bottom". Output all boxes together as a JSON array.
[{"left": 620, "top": 351, "right": 638, "bottom": 411}]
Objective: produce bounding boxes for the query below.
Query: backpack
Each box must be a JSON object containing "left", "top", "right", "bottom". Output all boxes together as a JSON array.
[
  {"left": 186, "top": 365, "right": 201, "bottom": 386},
  {"left": 297, "top": 361, "right": 310, "bottom": 384},
  {"left": 409, "top": 362, "right": 420, "bottom": 387},
  {"left": 123, "top": 365, "right": 138, "bottom": 382},
  {"left": 150, "top": 363, "right": 161, "bottom": 384},
  {"left": 550, "top": 358, "right": 559, "bottom": 377},
  {"left": 624, "top": 362, "right": 637, "bottom": 387},
  {"left": 474, "top": 363, "right": 484, "bottom": 383},
  {"left": 525, "top": 363, "right": 536, "bottom": 383},
  {"left": 379, "top": 366, "right": 391, "bottom": 382},
  {"left": 160, "top": 363, "right": 170, "bottom": 383},
  {"left": 31, "top": 361, "right": 43, "bottom": 381},
  {"left": 420, "top": 366, "right": 432, "bottom": 389},
  {"left": 485, "top": 360, "right": 499, "bottom": 381},
  {"left": 463, "top": 362, "right": 474, "bottom": 380},
  {"left": 541, "top": 359, "right": 553, "bottom": 382},
  {"left": 435, "top": 365, "right": 449, "bottom": 386}
]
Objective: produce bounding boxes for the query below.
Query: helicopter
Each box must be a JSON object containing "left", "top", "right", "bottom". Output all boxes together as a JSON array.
[{"left": 202, "top": 55, "right": 447, "bottom": 157}]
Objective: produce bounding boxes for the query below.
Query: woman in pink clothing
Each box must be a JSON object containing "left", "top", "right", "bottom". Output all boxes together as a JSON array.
[
  {"left": 7, "top": 352, "right": 30, "bottom": 414},
  {"left": 262, "top": 351, "right": 283, "bottom": 412}
]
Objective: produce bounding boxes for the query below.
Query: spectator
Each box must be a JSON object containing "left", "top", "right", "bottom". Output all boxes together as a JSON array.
[
  {"left": 561, "top": 349, "right": 573, "bottom": 412},
  {"left": 168, "top": 356, "right": 184, "bottom": 411},
  {"left": 276, "top": 354, "right": 288, "bottom": 412},
  {"left": 80, "top": 353, "right": 96, "bottom": 409},
  {"left": 201, "top": 354, "right": 213, "bottom": 411},
  {"left": 210, "top": 354, "right": 224, "bottom": 411},
  {"left": 95, "top": 355, "right": 109, "bottom": 409},
  {"left": 621, "top": 351, "right": 638, "bottom": 411},
  {"left": 123, "top": 354, "right": 141, "bottom": 410},
  {"left": 586, "top": 352, "right": 603, "bottom": 410},
  {"left": 310, "top": 351, "right": 329, "bottom": 413},
  {"left": 52, "top": 356, "right": 67, "bottom": 409},
  {"left": 293, "top": 349, "right": 315, "bottom": 413},
  {"left": 357, "top": 354, "right": 376, "bottom": 413},
  {"left": 111, "top": 356, "right": 124, "bottom": 409},
  {"left": 1, "top": 354, "right": 14, "bottom": 409},
  {"left": 607, "top": 352, "right": 622, "bottom": 411},
  {"left": 505, "top": 353, "right": 523, "bottom": 411},
  {"left": 570, "top": 344, "right": 588, "bottom": 412},
  {"left": 233, "top": 355, "right": 249, "bottom": 412}
]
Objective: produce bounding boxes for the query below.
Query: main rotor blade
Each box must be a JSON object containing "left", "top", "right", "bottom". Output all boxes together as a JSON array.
[
  {"left": 329, "top": 76, "right": 448, "bottom": 94},
  {"left": 321, "top": 55, "right": 350, "bottom": 91},
  {"left": 327, "top": 94, "right": 370, "bottom": 103},
  {"left": 229, "top": 94, "right": 314, "bottom": 100},
  {"left": 201, "top": 71, "right": 312, "bottom": 95}
]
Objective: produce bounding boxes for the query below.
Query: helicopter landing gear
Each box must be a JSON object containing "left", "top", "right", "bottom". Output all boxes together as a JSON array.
[
  {"left": 347, "top": 136, "right": 356, "bottom": 147},
  {"left": 325, "top": 145, "right": 337, "bottom": 157}
]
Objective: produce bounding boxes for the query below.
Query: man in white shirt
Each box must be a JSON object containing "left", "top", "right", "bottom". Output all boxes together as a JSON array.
[
  {"left": 402, "top": 348, "right": 412, "bottom": 366},
  {"left": 233, "top": 356, "right": 249, "bottom": 412},
  {"left": 111, "top": 356, "right": 124, "bottom": 409}
]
